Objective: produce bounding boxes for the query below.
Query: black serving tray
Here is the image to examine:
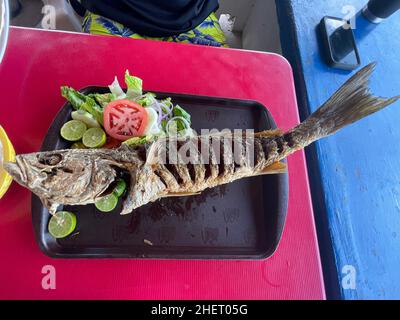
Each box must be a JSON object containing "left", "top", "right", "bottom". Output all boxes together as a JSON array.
[{"left": 32, "top": 87, "right": 289, "bottom": 259}]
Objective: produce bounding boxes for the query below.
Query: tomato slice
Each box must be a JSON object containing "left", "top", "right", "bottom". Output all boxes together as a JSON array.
[
  {"left": 103, "top": 100, "right": 148, "bottom": 141},
  {"left": 103, "top": 136, "right": 122, "bottom": 149}
]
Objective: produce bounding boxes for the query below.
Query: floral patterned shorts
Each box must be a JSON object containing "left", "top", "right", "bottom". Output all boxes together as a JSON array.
[{"left": 83, "top": 11, "right": 228, "bottom": 48}]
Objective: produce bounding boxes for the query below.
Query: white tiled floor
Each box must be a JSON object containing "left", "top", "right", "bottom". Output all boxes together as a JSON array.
[{"left": 217, "top": 0, "right": 282, "bottom": 53}]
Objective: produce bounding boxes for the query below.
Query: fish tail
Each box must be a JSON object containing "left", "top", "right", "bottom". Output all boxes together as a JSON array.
[{"left": 285, "top": 63, "right": 399, "bottom": 150}]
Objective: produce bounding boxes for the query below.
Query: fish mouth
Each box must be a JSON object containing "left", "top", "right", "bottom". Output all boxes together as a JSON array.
[{"left": 3, "top": 157, "right": 27, "bottom": 186}]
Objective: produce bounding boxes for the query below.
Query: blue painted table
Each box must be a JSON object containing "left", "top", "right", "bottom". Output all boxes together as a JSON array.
[{"left": 276, "top": 0, "right": 400, "bottom": 299}]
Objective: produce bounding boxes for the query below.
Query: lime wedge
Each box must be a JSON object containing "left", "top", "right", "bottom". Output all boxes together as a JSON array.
[
  {"left": 48, "top": 211, "right": 77, "bottom": 239},
  {"left": 71, "top": 110, "right": 100, "bottom": 128},
  {"left": 82, "top": 127, "right": 106, "bottom": 148},
  {"left": 70, "top": 141, "right": 87, "bottom": 149},
  {"left": 60, "top": 120, "right": 87, "bottom": 141},
  {"left": 95, "top": 193, "right": 118, "bottom": 212},
  {"left": 113, "top": 179, "right": 127, "bottom": 197}
]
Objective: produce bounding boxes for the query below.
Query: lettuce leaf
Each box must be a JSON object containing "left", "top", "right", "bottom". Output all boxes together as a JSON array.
[
  {"left": 135, "top": 92, "right": 156, "bottom": 106},
  {"left": 173, "top": 105, "right": 191, "bottom": 123},
  {"left": 123, "top": 135, "right": 154, "bottom": 147},
  {"left": 125, "top": 70, "right": 143, "bottom": 99},
  {"left": 108, "top": 76, "right": 126, "bottom": 99},
  {"left": 170, "top": 105, "right": 191, "bottom": 132},
  {"left": 89, "top": 93, "right": 116, "bottom": 108},
  {"left": 61, "top": 86, "right": 104, "bottom": 125}
]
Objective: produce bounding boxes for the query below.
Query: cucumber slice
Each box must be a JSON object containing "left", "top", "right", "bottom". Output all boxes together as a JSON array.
[{"left": 71, "top": 110, "right": 100, "bottom": 128}]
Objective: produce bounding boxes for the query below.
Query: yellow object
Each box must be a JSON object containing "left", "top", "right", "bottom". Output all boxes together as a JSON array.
[{"left": 0, "top": 126, "right": 16, "bottom": 198}]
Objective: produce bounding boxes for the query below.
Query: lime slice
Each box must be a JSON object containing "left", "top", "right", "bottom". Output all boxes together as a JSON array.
[
  {"left": 95, "top": 193, "right": 118, "bottom": 212},
  {"left": 0, "top": 125, "right": 15, "bottom": 199},
  {"left": 113, "top": 179, "right": 127, "bottom": 197},
  {"left": 71, "top": 110, "right": 100, "bottom": 128},
  {"left": 48, "top": 211, "right": 77, "bottom": 239},
  {"left": 60, "top": 120, "right": 87, "bottom": 142},
  {"left": 82, "top": 127, "right": 106, "bottom": 148},
  {"left": 70, "top": 141, "right": 86, "bottom": 149}
]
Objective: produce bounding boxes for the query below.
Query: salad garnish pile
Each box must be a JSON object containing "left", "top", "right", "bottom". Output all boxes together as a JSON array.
[{"left": 59, "top": 70, "right": 194, "bottom": 150}]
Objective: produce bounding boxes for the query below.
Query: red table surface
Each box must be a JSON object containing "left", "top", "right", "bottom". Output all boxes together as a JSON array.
[{"left": 0, "top": 27, "right": 325, "bottom": 300}]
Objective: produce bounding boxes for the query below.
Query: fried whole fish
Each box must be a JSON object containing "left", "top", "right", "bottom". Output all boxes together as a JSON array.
[{"left": 3, "top": 63, "right": 399, "bottom": 215}]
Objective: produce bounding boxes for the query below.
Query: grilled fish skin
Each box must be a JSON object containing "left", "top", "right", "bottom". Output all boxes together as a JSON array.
[
  {"left": 3, "top": 63, "right": 399, "bottom": 215},
  {"left": 4, "top": 147, "right": 144, "bottom": 213}
]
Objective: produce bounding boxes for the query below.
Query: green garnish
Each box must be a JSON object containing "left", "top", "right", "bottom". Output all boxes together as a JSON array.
[
  {"left": 71, "top": 110, "right": 100, "bottom": 128},
  {"left": 82, "top": 127, "right": 106, "bottom": 148},
  {"left": 123, "top": 135, "right": 154, "bottom": 147},
  {"left": 113, "top": 179, "right": 127, "bottom": 197},
  {"left": 172, "top": 105, "right": 191, "bottom": 131},
  {"left": 70, "top": 141, "right": 87, "bottom": 149},
  {"left": 48, "top": 211, "right": 77, "bottom": 239},
  {"left": 89, "top": 93, "right": 116, "bottom": 108},
  {"left": 136, "top": 92, "right": 156, "bottom": 106},
  {"left": 61, "top": 87, "right": 104, "bottom": 125},
  {"left": 60, "top": 120, "right": 87, "bottom": 142},
  {"left": 125, "top": 70, "right": 143, "bottom": 99},
  {"left": 95, "top": 194, "right": 119, "bottom": 212}
]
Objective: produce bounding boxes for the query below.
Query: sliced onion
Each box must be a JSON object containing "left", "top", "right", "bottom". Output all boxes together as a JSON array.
[
  {"left": 159, "top": 100, "right": 173, "bottom": 115},
  {"left": 149, "top": 99, "right": 172, "bottom": 125},
  {"left": 135, "top": 94, "right": 146, "bottom": 100},
  {"left": 135, "top": 93, "right": 156, "bottom": 107},
  {"left": 166, "top": 116, "right": 191, "bottom": 136},
  {"left": 144, "top": 107, "right": 161, "bottom": 135},
  {"left": 148, "top": 102, "right": 163, "bottom": 125},
  {"left": 184, "top": 128, "right": 198, "bottom": 138}
]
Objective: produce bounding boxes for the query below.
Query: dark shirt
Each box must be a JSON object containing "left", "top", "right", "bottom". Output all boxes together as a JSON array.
[{"left": 79, "top": 0, "right": 219, "bottom": 37}]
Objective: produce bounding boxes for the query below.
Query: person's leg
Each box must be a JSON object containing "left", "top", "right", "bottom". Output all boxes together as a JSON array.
[
  {"left": 82, "top": 12, "right": 228, "bottom": 47},
  {"left": 83, "top": 12, "right": 166, "bottom": 40},
  {"left": 83, "top": 13, "right": 141, "bottom": 38},
  {"left": 172, "top": 12, "right": 229, "bottom": 47}
]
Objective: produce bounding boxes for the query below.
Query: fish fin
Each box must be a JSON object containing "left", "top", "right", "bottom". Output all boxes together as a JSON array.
[
  {"left": 288, "top": 63, "right": 400, "bottom": 148},
  {"left": 40, "top": 197, "right": 58, "bottom": 215},
  {"left": 254, "top": 162, "right": 287, "bottom": 176},
  {"left": 254, "top": 129, "right": 283, "bottom": 138},
  {"left": 161, "top": 191, "right": 201, "bottom": 198}
]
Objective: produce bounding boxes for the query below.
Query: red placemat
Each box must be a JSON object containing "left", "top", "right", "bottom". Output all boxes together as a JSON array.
[{"left": 0, "top": 27, "right": 325, "bottom": 300}]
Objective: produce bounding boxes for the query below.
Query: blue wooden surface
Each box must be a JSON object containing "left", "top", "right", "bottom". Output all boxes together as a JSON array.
[{"left": 276, "top": 0, "right": 400, "bottom": 299}]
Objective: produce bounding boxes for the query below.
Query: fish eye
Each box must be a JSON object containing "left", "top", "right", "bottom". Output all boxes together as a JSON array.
[{"left": 37, "top": 153, "right": 63, "bottom": 166}]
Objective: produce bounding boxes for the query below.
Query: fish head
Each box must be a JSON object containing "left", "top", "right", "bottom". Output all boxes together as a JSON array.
[{"left": 3, "top": 149, "right": 128, "bottom": 210}]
